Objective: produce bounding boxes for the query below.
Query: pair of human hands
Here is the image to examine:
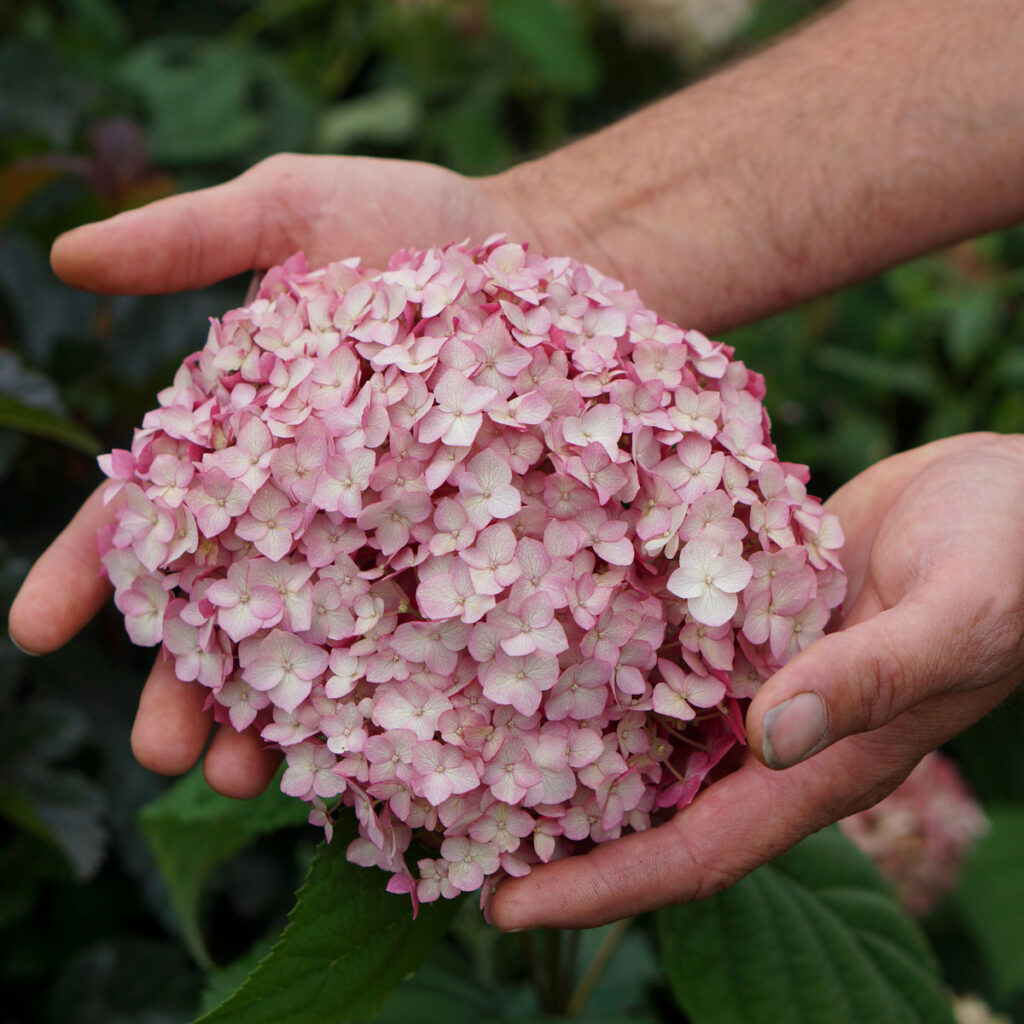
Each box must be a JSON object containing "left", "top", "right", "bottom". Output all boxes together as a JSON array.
[{"left": 10, "top": 155, "right": 1024, "bottom": 930}]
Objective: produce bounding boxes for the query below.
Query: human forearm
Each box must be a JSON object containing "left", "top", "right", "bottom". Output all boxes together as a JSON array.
[{"left": 490, "top": 0, "right": 1024, "bottom": 332}]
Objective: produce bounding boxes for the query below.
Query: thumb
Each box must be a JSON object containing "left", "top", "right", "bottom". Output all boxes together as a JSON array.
[
  {"left": 746, "top": 587, "right": 972, "bottom": 769},
  {"left": 50, "top": 155, "right": 300, "bottom": 294}
]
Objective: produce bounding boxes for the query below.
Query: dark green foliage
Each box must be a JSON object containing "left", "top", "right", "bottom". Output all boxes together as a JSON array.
[
  {"left": 657, "top": 827, "right": 954, "bottom": 1024},
  {"left": 954, "top": 807, "right": 1024, "bottom": 1002}
]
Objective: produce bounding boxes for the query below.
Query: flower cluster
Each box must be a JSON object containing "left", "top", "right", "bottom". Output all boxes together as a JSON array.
[
  {"left": 839, "top": 751, "right": 987, "bottom": 916},
  {"left": 99, "top": 237, "right": 845, "bottom": 907}
]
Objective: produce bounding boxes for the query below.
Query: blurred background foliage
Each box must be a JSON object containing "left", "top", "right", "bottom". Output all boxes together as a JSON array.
[{"left": 2, "top": 0, "right": 1024, "bottom": 1021}]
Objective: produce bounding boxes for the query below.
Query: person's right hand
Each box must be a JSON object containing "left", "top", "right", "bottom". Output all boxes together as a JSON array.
[{"left": 7, "top": 154, "right": 549, "bottom": 797}]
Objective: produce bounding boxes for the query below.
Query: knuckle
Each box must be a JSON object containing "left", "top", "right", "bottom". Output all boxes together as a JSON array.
[
  {"left": 685, "top": 857, "right": 748, "bottom": 902},
  {"left": 964, "top": 596, "right": 1024, "bottom": 682},
  {"left": 252, "top": 151, "right": 301, "bottom": 181},
  {"left": 180, "top": 204, "right": 206, "bottom": 290},
  {"left": 854, "top": 629, "right": 906, "bottom": 730}
]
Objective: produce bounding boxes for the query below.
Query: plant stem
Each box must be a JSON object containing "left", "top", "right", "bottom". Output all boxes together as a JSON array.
[
  {"left": 557, "top": 928, "right": 582, "bottom": 1011},
  {"left": 543, "top": 928, "right": 562, "bottom": 1012},
  {"left": 565, "top": 917, "right": 634, "bottom": 1018}
]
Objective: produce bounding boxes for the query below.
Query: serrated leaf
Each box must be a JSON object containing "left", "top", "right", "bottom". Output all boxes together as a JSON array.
[
  {"left": 657, "top": 826, "right": 954, "bottom": 1024},
  {"left": 488, "top": 0, "right": 598, "bottom": 94},
  {"left": 192, "top": 818, "right": 462, "bottom": 1024},
  {"left": 140, "top": 767, "right": 309, "bottom": 968},
  {"left": 954, "top": 805, "right": 1024, "bottom": 999},
  {"left": 198, "top": 929, "right": 281, "bottom": 1017}
]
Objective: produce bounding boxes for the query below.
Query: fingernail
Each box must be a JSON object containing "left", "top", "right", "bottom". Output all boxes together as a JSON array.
[
  {"left": 762, "top": 692, "right": 828, "bottom": 769},
  {"left": 8, "top": 631, "right": 40, "bottom": 656}
]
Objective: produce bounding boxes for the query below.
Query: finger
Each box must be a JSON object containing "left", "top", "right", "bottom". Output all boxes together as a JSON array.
[
  {"left": 50, "top": 156, "right": 303, "bottom": 294},
  {"left": 746, "top": 585, "right": 986, "bottom": 770},
  {"left": 489, "top": 677, "right": 1009, "bottom": 931},
  {"left": 489, "top": 739, "right": 881, "bottom": 930},
  {"left": 203, "top": 724, "right": 281, "bottom": 799},
  {"left": 131, "top": 655, "right": 213, "bottom": 775},
  {"left": 8, "top": 485, "right": 113, "bottom": 654}
]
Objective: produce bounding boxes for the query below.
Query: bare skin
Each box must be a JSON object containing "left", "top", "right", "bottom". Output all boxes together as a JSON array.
[{"left": 9, "top": 0, "right": 1024, "bottom": 926}]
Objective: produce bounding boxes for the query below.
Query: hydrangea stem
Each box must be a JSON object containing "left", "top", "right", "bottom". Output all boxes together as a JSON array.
[
  {"left": 565, "top": 917, "right": 634, "bottom": 1017},
  {"left": 522, "top": 927, "right": 581, "bottom": 1013}
]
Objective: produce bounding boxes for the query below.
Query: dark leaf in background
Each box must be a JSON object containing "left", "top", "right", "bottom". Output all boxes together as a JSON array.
[
  {"left": 488, "top": 0, "right": 598, "bottom": 95},
  {"left": 119, "top": 40, "right": 264, "bottom": 163},
  {"left": 0, "top": 232, "right": 98, "bottom": 363},
  {"left": 45, "top": 939, "right": 199, "bottom": 1024},
  {"left": 942, "top": 289, "right": 1003, "bottom": 372},
  {"left": 0, "top": 687, "right": 108, "bottom": 882},
  {"left": 657, "top": 826, "right": 955, "bottom": 1024},
  {"left": 140, "top": 766, "right": 310, "bottom": 968},
  {"left": 813, "top": 346, "right": 943, "bottom": 401},
  {"left": 0, "top": 393, "right": 102, "bottom": 454},
  {"left": 118, "top": 39, "right": 315, "bottom": 166},
  {"left": 315, "top": 87, "right": 420, "bottom": 154},
  {"left": 432, "top": 88, "right": 516, "bottom": 176},
  {"left": 0, "top": 349, "right": 67, "bottom": 415},
  {"left": 7, "top": 767, "right": 108, "bottom": 880},
  {"left": 0, "top": 39, "right": 97, "bottom": 147},
  {"left": 954, "top": 806, "right": 1024, "bottom": 1002},
  {"left": 104, "top": 288, "right": 243, "bottom": 387}
]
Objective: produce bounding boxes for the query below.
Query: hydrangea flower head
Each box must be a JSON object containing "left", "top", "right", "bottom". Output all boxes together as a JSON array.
[
  {"left": 98, "top": 237, "right": 846, "bottom": 908},
  {"left": 839, "top": 751, "right": 987, "bottom": 916}
]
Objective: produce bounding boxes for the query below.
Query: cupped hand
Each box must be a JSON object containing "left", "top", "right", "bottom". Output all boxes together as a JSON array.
[
  {"left": 7, "top": 154, "right": 545, "bottom": 797},
  {"left": 489, "top": 432, "right": 1024, "bottom": 929}
]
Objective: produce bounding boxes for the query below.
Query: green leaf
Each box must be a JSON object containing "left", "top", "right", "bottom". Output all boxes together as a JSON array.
[
  {"left": 140, "top": 767, "right": 309, "bottom": 968},
  {"left": 119, "top": 40, "right": 264, "bottom": 163},
  {"left": 45, "top": 938, "right": 200, "bottom": 1024},
  {"left": 65, "top": 0, "right": 129, "bottom": 53},
  {"left": 316, "top": 88, "right": 419, "bottom": 153},
  {"left": 488, "top": 0, "right": 598, "bottom": 94},
  {"left": 369, "top": 959, "right": 495, "bottom": 1024},
  {"left": 0, "top": 394, "right": 101, "bottom": 454},
  {"left": 657, "top": 827, "right": 954, "bottom": 1024},
  {"left": 813, "top": 346, "right": 941, "bottom": 400},
  {"left": 19, "top": 768, "right": 108, "bottom": 880},
  {"left": 954, "top": 805, "right": 1024, "bottom": 1000},
  {"left": 942, "top": 290, "right": 1002, "bottom": 371},
  {"left": 198, "top": 929, "right": 281, "bottom": 1017},
  {"left": 433, "top": 90, "right": 516, "bottom": 176},
  {"left": 192, "top": 819, "right": 462, "bottom": 1024}
]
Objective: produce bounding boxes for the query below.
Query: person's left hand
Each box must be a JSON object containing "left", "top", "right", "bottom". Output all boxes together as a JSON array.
[
  {"left": 6, "top": 153, "right": 542, "bottom": 798},
  {"left": 489, "top": 431, "right": 1024, "bottom": 929}
]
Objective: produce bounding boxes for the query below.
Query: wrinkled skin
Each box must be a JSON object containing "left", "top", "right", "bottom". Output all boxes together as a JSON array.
[{"left": 9, "top": 156, "right": 1024, "bottom": 930}]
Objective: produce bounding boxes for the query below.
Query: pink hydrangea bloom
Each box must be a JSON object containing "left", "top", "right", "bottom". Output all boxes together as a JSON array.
[
  {"left": 99, "top": 238, "right": 846, "bottom": 906},
  {"left": 839, "top": 751, "right": 987, "bottom": 916}
]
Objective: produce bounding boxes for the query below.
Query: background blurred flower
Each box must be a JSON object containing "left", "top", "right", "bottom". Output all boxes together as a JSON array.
[{"left": 840, "top": 751, "right": 988, "bottom": 917}]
